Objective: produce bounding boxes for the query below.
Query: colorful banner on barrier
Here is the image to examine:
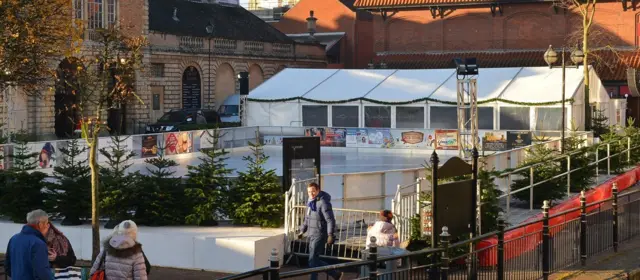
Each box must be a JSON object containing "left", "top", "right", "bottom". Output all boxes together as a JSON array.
[
  {"left": 435, "top": 130, "right": 459, "bottom": 150},
  {"left": 345, "top": 128, "right": 436, "bottom": 149},
  {"left": 304, "top": 127, "right": 347, "bottom": 147},
  {"left": 263, "top": 135, "right": 285, "bottom": 146},
  {"left": 507, "top": 131, "right": 532, "bottom": 150},
  {"left": 164, "top": 132, "right": 193, "bottom": 155},
  {"left": 482, "top": 131, "right": 508, "bottom": 151},
  {"left": 140, "top": 135, "right": 160, "bottom": 158},
  {"left": 29, "top": 142, "right": 59, "bottom": 169}
]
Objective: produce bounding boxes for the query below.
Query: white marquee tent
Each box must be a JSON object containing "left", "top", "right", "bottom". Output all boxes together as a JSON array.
[{"left": 247, "top": 67, "right": 625, "bottom": 131}]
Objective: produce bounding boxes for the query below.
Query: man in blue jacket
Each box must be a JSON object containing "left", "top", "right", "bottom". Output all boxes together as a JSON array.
[
  {"left": 298, "top": 182, "right": 342, "bottom": 280},
  {"left": 5, "top": 209, "right": 54, "bottom": 280}
]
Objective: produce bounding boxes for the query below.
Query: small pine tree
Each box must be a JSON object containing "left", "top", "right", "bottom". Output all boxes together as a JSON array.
[
  {"left": 99, "top": 135, "right": 138, "bottom": 228},
  {"left": 134, "top": 149, "right": 187, "bottom": 226},
  {"left": 185, "top": 128, "right": 234, "bottom": 226},
  {"left": 562, "top": 127, "right": 596, "bottom": 192},
  {"left": 478, "top": 162, "right": 503, "bottom": 234},
  {"left": 232, "top": 139, "right": 284, "bottom": 228},
  {"left": 624, "top": 117, "right": 640, "bottom": 165},
  {"left": 46, "top": 138, "right": 91, "bottom": 225},
  {"left": 591, "top": 108, "right": 609, "bottom": 138},
  {"left": 511, "top": 143, "right": 564, "bottom": 207},
  {"left": 598, "top": 125, "right": 627, "bottom": 174},
  {"left": 0, "top": 132, "right": 47, "bottom": 222}
]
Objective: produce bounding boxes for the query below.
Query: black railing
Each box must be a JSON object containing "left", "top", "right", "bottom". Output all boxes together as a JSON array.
[
  {"left": 223, "top": 183, "right": 640, "bottom": 280},
  {"left": 0, "top": 259, "right": 6, "bottom": 280}
]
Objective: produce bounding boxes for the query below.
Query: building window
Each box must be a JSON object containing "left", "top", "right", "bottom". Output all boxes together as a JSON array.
[
  {"left": 396, "top": 107, "right": 424, "bottom": 129},
  {"left": 536, "top": 108, "right": 565, "bottom": 131},
  {"left": 430, "top": 106, "right": 457, "bottom": 129},
  {"left": 605, "top": 84, "right": 631, "bottom": 99},
  {"left": 332, "top": 106, "right": 358, "bottom": 127},
  {"left": 75, "top": 0, "right": 118, "bottom": 29},
  {"left": 151, "top": 63, "right": 165, "bottom": 77},
  {"left": 463, "top": 107, "right": 494, "bottom": 130},
  {"left": 365, "top": 106, "right": 391, "bottom": 128},
  {"left": 302, "top": 105, "right": 328, "bottom": 127},
  {"left": 500, "top": 107, "right": 530, "bottom": 130}
]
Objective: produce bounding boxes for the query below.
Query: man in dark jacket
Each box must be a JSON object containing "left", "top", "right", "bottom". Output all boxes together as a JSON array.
[
  {"left": 5, "top": 209, "right": 54, "bottom": 280},
  {"left": 298, "top": 182, "right": 342, "bottom": 280}
]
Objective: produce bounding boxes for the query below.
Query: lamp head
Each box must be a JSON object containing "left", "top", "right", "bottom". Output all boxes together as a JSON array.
[
  {"left": 570, "top": 49, "right": 584, "bottom": 65},
  {"left": 543, "top": 45, "right": 558, "bottom": 66},
  {"left": 205, "top": 21, "right": 214, "bottom": 34}
]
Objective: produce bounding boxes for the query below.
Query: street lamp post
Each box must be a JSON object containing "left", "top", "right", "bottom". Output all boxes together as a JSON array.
[
  {"left": 543, "top": 45, "right": 584, "bottom": 153},
  {"left": 205, "top": 21, "right": 214, "bottom": 109}
]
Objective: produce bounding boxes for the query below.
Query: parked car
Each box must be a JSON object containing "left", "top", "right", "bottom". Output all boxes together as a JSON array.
[
  {"left": 218, "top": 94, "right": 240, "bottom": 123},
  {"left": 145, "top": 108, "right": 221, "bottom": 133}
]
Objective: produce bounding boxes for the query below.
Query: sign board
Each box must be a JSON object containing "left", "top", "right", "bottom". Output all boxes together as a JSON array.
[
  {"left": 507, "top": 131, "right": 532, "bottom": 150},
  {"left": 435, "top": 130, "right": 459, "bottom": 150},
  {"left": 282, "top": 137, "right": 321, "bottom": 192},
  {"left": 182, "top": 66, "right": 201, "bottom": 109}
]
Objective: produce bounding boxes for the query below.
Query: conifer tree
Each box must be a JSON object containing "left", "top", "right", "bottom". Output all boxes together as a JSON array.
[
  {"left": 134, "top": 149, "right": 186, "bottom": 226},
  {"left": 478, "top": 163, "right": 503, "bottom": 233},
  {"left": 232, "top": 139, "right": 284, "bottom": 228},
  {"left": 624, "top": 118, "right": 640, "bottom": 165},
  {"left": 0, "top": 132, "right": 47, "bottom": 222},
  {"left": 99, "top": 135, "right": 138, "bottom": 228},
  {"left": 185, "top": 129, "right": 234, "bottom": 226},
  {"left": 598, "top": 125, "right": 626, "bottom": 174},
  {"left": 561, "top": 128, "right": 595, "bottom": 192},
  {"left": 591, "top": 108, "right": 609, "bottom": 138},
  {"left": 46, "top": 138, "right": 91, "bottom": 225},
  {"left": 511, "top": 143, "right": 564, "bottom": 207}
]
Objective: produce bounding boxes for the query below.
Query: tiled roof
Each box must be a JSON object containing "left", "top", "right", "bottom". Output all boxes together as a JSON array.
[
  {"left": 374, "top": 49, "right": 640, "bottom": 81},
  {"left": 149, "top": 0, "right": 293, "bottom": 44},
  {"left": 353, "top": 0, "right": 541, "bottom": 8}
]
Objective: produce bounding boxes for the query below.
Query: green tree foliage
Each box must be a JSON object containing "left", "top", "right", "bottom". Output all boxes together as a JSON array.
[
  {"left": 46, "top": 138, "right": 91, "bottom": 225},
  {"left": 562, "top": 128, "right": 595, "bottom": 192},
  {"left": 511, "top": 144, "right": 564, "bottom": 207},
  {"left": 0, "top": 132, "right": 47, "bottom": 222},
  {"left": 134, "top": 150, "right": 187, "bottom": 226},
  {"left": 232, "top": 140, "right": 284, "bottom": 228},
  {"left": 185, "top": 129, "right": 234, "bottom": 226},
  {"left": 591, "top": 108, "right": 609, "bottom": 138},
  {"left": 99, "top": 135, "right": 138, "bottom": 228},
  {"left": 624, "top": 118, "right": 640, "bottom": 164},
  {"left": 598, "top": 126, "right": 627, "bottom": 174},
  {"left": 478, "top": 163, "right": 503, "bottom": 234}
]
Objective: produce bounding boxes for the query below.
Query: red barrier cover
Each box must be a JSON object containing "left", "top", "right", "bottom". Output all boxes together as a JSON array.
[{"left": 476, "top": 166, "right": 640, "bottom": 266}]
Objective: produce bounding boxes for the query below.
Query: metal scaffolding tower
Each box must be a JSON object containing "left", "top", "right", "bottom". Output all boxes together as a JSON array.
[{"left": 456, "top": 76, "right": 478, "bottom": 160}]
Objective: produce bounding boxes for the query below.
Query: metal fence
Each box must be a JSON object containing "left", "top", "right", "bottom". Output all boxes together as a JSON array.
[{"left": 227, "top": 184, "right": 640, "bottom": 280}]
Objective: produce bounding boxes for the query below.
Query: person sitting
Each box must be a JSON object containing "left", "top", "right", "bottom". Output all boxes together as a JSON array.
[{"left": 366, "top": 210, "right": 400, "bottom": 249}]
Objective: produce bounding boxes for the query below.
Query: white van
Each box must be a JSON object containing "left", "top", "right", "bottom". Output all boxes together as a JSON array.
[{"left": 218, "top": 94, "right": 240, "bottom": 123}]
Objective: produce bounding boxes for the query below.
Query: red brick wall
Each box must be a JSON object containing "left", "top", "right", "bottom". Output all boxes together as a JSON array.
[
  {"left": 119, "top": 0, "right": 145, "bottom": 36},
  {"left": 372, "top": 2, "right": 637, "bottom": 53},
  {"left": 272, "top": 0, "right": 371, "bottom": 68}
]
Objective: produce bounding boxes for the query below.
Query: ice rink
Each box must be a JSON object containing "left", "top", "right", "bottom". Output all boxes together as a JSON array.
[{"left": 126, "top": 146, "right": 446, "bottom": 177}]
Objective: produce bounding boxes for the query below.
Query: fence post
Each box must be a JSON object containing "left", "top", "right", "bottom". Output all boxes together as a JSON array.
[
  {"left": 580, "top": 191, "right": 587, "bottom": 266},
  {"left": 368, "top": 236, "right": 378, "bottom": 280},
  {"left": 607, "top": 143, "right": 611, "bottom": 176},
  {"left": 266, "top": 248, "right": 280, "bottom": 280},
  {"left": 497, "top": 215, "right": 505, "bottom": 280},
  {"left": 612, "top": 182, "right": 619, "bottom": 253},
  {"left": 440, "top": 226, "right": 451, "bottom": 280},
  {"left": 567, "top": 155, "right": 571, "bottom": 199},
  {"left": 530, "top": 167, "right": 534, "bottom": 211},
  {"left": 542, "top": 200, "right": 550, "bottom": 280}
]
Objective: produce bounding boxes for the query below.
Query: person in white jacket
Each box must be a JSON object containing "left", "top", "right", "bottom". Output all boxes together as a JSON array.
[{"left": 366, "top": 210, "right": 400, "bottom": 249}]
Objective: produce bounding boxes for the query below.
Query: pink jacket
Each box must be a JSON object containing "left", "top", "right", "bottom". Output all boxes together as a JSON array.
[{"left": 366, "top": 221, "right": 400, "bottom": 249}]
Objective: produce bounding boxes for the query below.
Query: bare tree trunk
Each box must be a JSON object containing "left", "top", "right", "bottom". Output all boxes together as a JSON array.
[{"left": 89, "top": 113, "right": 102, "bottom": 261}]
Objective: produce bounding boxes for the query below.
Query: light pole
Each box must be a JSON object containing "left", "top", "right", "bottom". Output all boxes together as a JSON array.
[
  {"left": 543, "top": 45, "right": 584, "bottom": 153},
  {"left": 205, "top": 21, "right": 214, "bottom": 109}
]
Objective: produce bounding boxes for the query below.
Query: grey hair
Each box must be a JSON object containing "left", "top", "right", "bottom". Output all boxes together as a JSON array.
[{"left": 26, "top": 209, "right": 49, "bottom": 225}]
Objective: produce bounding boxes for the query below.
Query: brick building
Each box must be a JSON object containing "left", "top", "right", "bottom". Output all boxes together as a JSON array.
[
  {"left": 271, "top": 0, "right": 374, "bottom": 68},
  {"left": 1, "top": 0, "right": 326, "bottom": 139},
  {"left": 351, "top": 0, "right": 640, "bottom": 122}
]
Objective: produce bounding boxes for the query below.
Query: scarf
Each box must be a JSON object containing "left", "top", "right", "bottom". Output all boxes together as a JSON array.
[
  {"left": 47, "top": 224, "right": 70, "bottom": 257},
  {"left": 307, "top": 197, "right": 318, "bottom": 212}
]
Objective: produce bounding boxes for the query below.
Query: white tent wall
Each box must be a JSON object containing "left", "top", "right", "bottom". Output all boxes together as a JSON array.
[
  {"left": 588, "top": 67, "right": 627, "bottom": 127},
  {"left": 246, "top": 67, "right": 619, "bottom": 131}
]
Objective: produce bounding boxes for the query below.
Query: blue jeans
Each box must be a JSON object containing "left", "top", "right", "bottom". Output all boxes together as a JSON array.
[{"left": 308, "top": 235, "right": 339, "bottom": 280}]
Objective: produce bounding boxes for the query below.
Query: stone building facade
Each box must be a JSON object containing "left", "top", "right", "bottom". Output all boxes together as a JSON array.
[{"left": 1, "top": 0, "right": 326, "bottom": 139}]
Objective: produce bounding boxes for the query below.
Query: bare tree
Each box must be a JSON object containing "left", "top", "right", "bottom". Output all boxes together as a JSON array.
[{"left": 63, "top": 25, "right": 146, "bottom": 259}]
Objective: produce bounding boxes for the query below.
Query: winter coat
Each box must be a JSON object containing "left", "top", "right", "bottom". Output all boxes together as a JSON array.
[
  {"left": 300, "top": 191, "right": 336, "bottom": 238},
  {"left": 366, "top": 221, "right": 400, "bottom": 249},
  {"left": 5, "top": 225, "right": 54, "bottom": 280},
  {"left": 47, "top": 226, "right": 77, "bottom": 269},
  {"left": 89, "top": 235, "right": 149, "bottom": 280}
]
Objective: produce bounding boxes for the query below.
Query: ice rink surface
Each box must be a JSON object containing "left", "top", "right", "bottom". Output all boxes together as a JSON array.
[{"left": 126, "top": 146, "right": 446, "bottom": 177}]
